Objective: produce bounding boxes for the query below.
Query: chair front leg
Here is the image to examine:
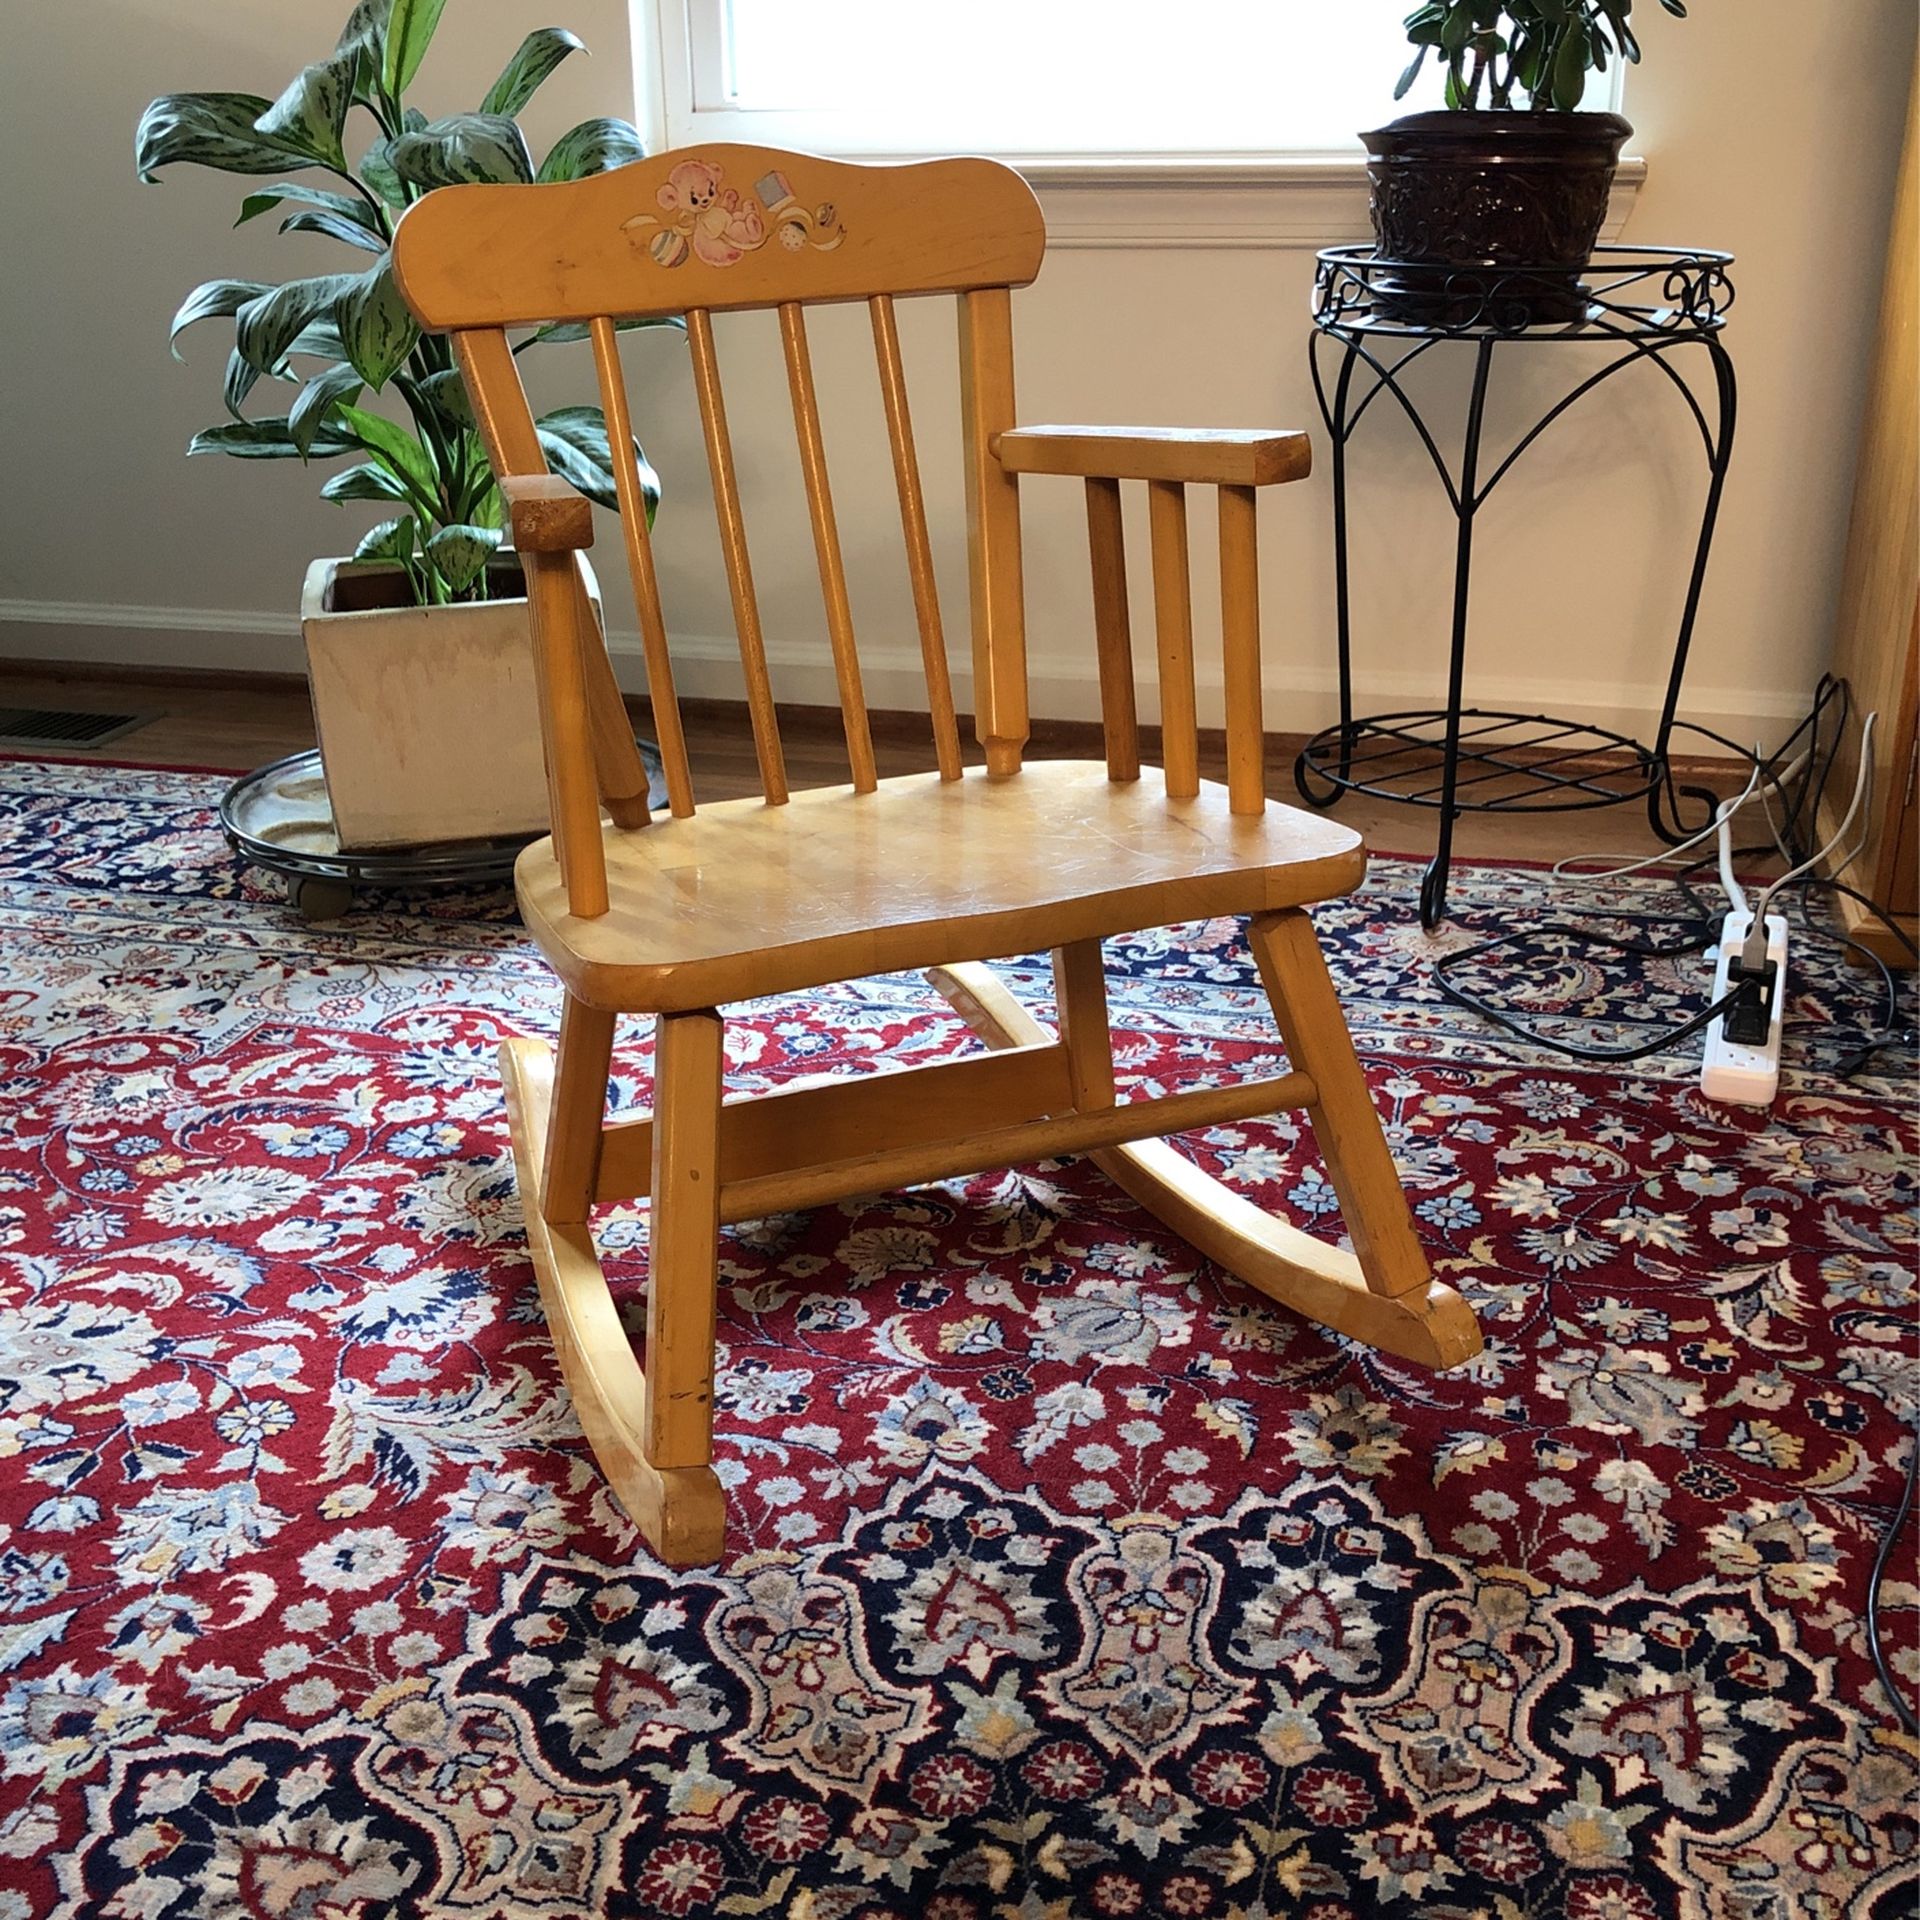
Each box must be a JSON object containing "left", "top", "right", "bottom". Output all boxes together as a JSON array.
[
  {"left": 1248, "top": 907, "right": 1432, "bottom": 1301},
  {"left": 645, "top": 1007, "right": 726, "bottom": 1472}
]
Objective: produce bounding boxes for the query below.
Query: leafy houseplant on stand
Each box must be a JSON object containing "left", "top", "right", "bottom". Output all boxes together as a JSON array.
[
  {"left": 137, "top": 0, "right": 667, "bottom": 854},
  {"left": 1364, "top": 0, "right": 1688, "bottom": 324}
]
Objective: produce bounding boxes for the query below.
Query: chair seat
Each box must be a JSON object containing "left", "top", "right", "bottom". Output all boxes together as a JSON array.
[{"left": 515, "top": 760, "right": 1367, "bottom": 1012}]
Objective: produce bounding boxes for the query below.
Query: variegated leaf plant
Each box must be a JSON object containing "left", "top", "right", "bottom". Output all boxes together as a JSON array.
[{"left": 138, "top": 0, "right": 670, "bottom": 605}]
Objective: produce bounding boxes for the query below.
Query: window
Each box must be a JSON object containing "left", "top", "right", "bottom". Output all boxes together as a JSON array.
[{"left": 655, "top": 0, "right": 1624, "bottom": 163}]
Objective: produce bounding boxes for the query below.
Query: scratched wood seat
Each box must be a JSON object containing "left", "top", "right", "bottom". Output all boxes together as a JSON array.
[{"left": 392, "top": 145, "right": 1483, "bottom": 1565}]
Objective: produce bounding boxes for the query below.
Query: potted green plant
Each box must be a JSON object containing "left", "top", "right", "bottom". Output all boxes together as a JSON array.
[
  {"left": 1364, "top": 0, "right": 1688, "bottom": 324},
  {"left": 137, "top": 0, "right": 668, "bottom": 849}
]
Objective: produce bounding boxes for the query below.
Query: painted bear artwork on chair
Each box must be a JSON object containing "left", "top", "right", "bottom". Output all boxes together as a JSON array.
[{"left": 623, "top": 159, "right": 845, "bottom": 268}]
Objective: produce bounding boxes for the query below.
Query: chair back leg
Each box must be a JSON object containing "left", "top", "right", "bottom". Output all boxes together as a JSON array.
[
  {"left": 928, "top": 953, "right": 1482, "bottom": 1371},
  {"left": 541, "top": 995, "right": 616, "bottom": 1222},
  {"left": 1052, "top": 939, "right": 1116, "bottom": 1111}
]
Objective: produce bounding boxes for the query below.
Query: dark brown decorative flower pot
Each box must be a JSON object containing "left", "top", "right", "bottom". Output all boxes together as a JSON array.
[{"left": 1360, "top": 110, "right": 1633, "bottom": 327}]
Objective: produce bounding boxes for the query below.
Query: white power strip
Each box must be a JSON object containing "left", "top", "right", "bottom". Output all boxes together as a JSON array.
[{"left": 1700, "top": 911, "right": 1789, "bottom": 1107}]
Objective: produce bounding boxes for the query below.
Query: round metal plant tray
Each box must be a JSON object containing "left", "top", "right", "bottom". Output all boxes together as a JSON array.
[{"left": 218, "top": 749, "right": 535, "bottom": 919}]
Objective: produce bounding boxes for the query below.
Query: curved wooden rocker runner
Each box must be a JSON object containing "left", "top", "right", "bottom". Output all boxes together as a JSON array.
[{"left": 395, "top": 145, "right": 1484, "bottom": 1566}]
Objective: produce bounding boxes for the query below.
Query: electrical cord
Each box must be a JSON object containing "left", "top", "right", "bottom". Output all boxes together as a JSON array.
[
  {"left": 1669, "top": 673, "right": 1851, "bottom": 857},
  {"left": 1822, "top": 908, "right": 1916, "bottom": 1078},
  {"left": 1448, "top": 683, "right": 1917, "bottom": 1729},
  {"left": 1463, "top": 683, "right": 1909, "bottom": 1077},
  {"left": 1757, "top": 673, "right": 1851, "bottom": 861},
  {"left": 1659, "top": 835, "right": 1911, "bottom": 1077},
  {"left": 1440, "top": 694, "right": 1917, "bottom": 1730},
  {"left": 1867, "top": 1414, "right": 1919, "bottom": 1737},
  {"left": 1650, "top": 844, "right": 1903, "bottom": 1053},
  {"left": 1741, "top": 714, "right": 1878, "bottom": 971},
  {"left": 1442, "top": 775, "right": 1765, "bottom": 1062},
  {"left": 1434, "top": 920, "right": 1748, "bottom": 1063},
  {"left": 1551, "top": 756, "right": 1768, "bottom": 887},
  {"left": 1781, "top": 869, "right": 1917, "bottom": 1076},
  {"left": 1820, "top": 873, "right": 1920, "bottom": 962}
]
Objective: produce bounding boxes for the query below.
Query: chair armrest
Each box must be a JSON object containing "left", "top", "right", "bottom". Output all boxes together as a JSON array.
[
  {"left": 501, "top": 473, "right": 595, "bottom": 553},
  {"left": 991, "top": 424, "right": 1311, "bottom": 487}
]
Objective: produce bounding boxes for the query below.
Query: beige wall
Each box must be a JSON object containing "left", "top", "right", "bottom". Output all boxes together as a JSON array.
[{"left": 2, "top": 1, "right": 1911, "bottom": 751}]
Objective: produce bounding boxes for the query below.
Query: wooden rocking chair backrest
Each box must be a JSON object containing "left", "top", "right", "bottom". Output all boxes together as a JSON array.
[
  {"left": 393, "top": 147, "right": 1046, "bottom": 840},
  {"left": 396, "top": 146, "right": 1289, "bottom": 928}
]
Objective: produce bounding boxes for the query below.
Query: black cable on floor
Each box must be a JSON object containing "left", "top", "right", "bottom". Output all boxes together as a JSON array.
[
  {"left": 1437, "top": 688, "right": 1917, "bottom": 1732},
  {"left": 1660, "top": 843, "right": 1908, "bottom": 1064},
  {"left": 1433, "top": 921, "right": 1747, "bottom": 1064},
  {"left": 1818, "top": 873, "right": 1919, "bottom": 961},
  {"left": 1791, "top": 874, "right": 1917, "bottom": 1077},
  {"left": 1868, "top": 1415, "right": 1919, "bottom": 1737}
]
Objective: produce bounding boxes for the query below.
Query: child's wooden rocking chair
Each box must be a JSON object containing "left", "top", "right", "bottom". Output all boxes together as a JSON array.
[{"left": 392, "top": 147, "right": 1483, "bottom": 1565}]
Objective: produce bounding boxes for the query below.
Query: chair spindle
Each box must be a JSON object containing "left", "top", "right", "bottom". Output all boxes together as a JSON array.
[
  {"left": 871, "top": 295, "right": 963, "bottom": 780},
  {"left": 687, "top": 308, "right": 789, "bottom": 805},
  {"left": 959, "top": 288, "right": 1028, "bottom": 778},
  {"left": 779, "top": 303, "right": 877, "bottom": 793},
  {"left": 1147, "top": 479, "right": 1201, "bottom": 800},
  {"left": 1082, "top": 477, "right": 1141, "bottom": 783},
  {"left": 574, "top": 558, "right": 656, "bottom": 831},
  {"left": 589, "top": 316, "right": 696, "bottom": 818},
  {"left": 523, "top": 548, "right": 610, "bottom": 915},
  {"left": 1218, "top": 484, "right": 1266, "bottom": 814},
  {"left": 453, "top": 329, "right": 608, "bottom": 912}
]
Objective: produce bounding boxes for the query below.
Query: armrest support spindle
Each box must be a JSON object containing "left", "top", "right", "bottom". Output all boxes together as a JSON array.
[
  {"left": 1083, "top": 478, "right": 1141, "bottom": 782},
  {"left": 1147, "top": 482, "right": 1200, "bottom": 800},
  {"left": 1019, "top": 423, "right": 1295, "bottom": 814},
  {"left": 1218, "top": 485, "right": 1265, "bottom": 814}
]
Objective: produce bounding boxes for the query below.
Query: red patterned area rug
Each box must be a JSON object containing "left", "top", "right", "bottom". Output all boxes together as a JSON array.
[{"left": 1, "top": 756, "right": 1915, "bottom": 1920}]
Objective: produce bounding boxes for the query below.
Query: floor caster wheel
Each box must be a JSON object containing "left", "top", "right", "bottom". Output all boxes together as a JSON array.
[{"left": 289, "top": 875, "right": 353, "bottom": 922}]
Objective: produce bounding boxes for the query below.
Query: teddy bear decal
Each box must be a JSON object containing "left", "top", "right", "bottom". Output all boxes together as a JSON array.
[{"left": 623, "top": 161, "right": 845, "bottom": 269}]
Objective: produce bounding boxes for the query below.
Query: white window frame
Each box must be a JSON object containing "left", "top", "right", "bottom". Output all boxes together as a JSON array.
[{"left": 634, "top": 2, "right": 1642, "bottom": 251}]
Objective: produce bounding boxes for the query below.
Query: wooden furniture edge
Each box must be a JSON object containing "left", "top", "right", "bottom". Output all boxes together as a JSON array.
[{"left": 1819, "top": 790, "right": 1919, "bottom": 969}]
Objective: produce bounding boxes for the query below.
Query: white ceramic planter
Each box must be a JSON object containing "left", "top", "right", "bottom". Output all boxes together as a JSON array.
[{"left": 300, "top": 555, "right": 604, "bottom": 851}]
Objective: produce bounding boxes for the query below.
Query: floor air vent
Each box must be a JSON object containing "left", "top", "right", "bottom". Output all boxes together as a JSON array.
[{"left": 0, "top": 708, "right": 153, "bottom": 750}]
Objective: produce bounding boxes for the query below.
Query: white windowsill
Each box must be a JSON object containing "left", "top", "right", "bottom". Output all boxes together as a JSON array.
[{"left": 1005, "top": 152, "right": 1650, "bottom": 252}]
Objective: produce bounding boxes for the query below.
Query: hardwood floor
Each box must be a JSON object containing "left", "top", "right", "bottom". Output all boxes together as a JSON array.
[{"left": 0, "top": 657, "right": 1750, "bottom": 867}]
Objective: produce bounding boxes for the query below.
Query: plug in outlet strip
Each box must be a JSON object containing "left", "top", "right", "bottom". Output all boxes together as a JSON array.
[{"left": 1701, "top": 910, "right": 1789, "bottom": 1107}]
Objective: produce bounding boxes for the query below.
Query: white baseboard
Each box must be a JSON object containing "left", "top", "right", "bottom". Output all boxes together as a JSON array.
[
  {"left": 0, "top": 599, "right": 310, "bottom": 678},
  {"left": 0, "top": 594, "right": 1811, "bottom": 752}
]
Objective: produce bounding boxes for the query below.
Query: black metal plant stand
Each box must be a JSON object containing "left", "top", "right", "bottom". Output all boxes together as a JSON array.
[{"left": 1297, "top": 244, "right": 1737, "bottom": 928}]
